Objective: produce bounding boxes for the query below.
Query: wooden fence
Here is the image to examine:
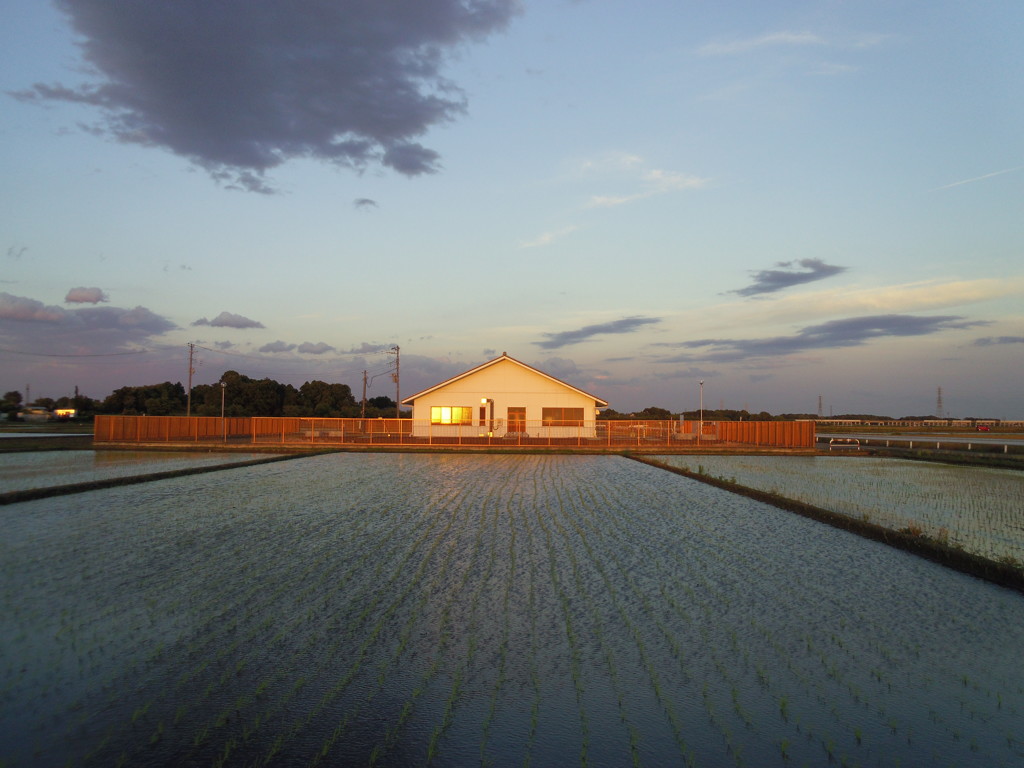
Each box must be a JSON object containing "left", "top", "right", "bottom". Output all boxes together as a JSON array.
[{"left": 94, "top": 416, "right": 815, "bottom": 450}]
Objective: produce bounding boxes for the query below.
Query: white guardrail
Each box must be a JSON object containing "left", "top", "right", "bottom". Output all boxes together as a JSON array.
[{"left": 817, "top": 434, "right": 1018, "bottom": 454}]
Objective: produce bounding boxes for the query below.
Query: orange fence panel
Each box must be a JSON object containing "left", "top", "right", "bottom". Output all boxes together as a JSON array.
[{"left": 95, "top": 416, "right": 814, "bottom": 449}]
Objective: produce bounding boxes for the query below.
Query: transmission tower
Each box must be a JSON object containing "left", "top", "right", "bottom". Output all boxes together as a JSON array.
[
  {"left": 936, "top": 386, "right": 944, "bottom": 419},
  {"left": 817, "top": 395, "right": 824, "bottom": 418}
]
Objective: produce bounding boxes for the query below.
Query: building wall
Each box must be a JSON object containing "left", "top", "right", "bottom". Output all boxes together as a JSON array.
[{"left": 409, "top": 359, "right": 601, "bottom": 437}]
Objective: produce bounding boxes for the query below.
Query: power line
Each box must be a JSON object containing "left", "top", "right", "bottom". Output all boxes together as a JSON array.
[
  {"left": 0, "top": 346, "right": 146, "bottom": 358},
  {"left": 190, "top": 343, "right": 394, "bottom": 380}
]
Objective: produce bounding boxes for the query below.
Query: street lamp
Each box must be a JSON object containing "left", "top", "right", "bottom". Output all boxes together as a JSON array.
[{"left": 220, "top": 381, "right": 227, "bottom": 441}]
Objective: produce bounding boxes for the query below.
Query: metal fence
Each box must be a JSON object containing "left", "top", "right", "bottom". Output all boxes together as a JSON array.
[{"left": 94, "top": 416, "right": 815, "bottom": 449}]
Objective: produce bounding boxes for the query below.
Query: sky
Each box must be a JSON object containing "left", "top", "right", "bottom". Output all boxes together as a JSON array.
[{"left": 1, "top": 0, "right": 1022, "bottom": 418}]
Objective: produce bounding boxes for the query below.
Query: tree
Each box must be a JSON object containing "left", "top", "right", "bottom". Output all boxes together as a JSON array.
[
  {"left": 192, "top": 371, "right": 295, "bottom": 417},
  {"left": 101, "top": 382, "right": 186, "bottom": 415},
  {"left": 637, "top": 406, "right": 673, "bottom": 420},
  {"left": 298, "top": 380, "right": 356, "bottom": 417},
  {"left": 1, "top": 390, "right": 23, "bottom": 419}
]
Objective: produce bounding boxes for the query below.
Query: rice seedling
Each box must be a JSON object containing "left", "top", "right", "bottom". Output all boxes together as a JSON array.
[
  {"left": 5, "top": 453, "right": 1024, "bottom": 768},
  {"left": 650, "top": 454, "right": 1024, "bottom": 566}
]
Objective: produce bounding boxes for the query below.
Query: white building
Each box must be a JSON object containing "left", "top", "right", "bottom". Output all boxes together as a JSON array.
[{"left": 401, "top": 353, "right": 608, "bottom": 439}]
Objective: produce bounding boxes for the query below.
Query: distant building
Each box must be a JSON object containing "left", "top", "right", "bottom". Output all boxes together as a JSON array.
[
  {"left": 19, "top": 406, "right": 54, "bottom": 422},
  {"left": 401, "top": 353, "right": 608, "bottom": 438}
]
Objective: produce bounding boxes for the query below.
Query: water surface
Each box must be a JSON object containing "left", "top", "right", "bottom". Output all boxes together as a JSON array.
[
  {"left": 0, "top": 450, "right": 277, "bottom": 493},
  {"left": 2, "top": 454, "right": 1021, "bottom": 767}
]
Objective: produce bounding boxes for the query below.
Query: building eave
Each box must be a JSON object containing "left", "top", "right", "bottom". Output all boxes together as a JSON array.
[{"left": 401, "top": 353, "right": 609, "bottom": 407}]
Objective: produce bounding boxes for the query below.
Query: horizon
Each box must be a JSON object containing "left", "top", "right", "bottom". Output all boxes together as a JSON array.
[{"left": 2, "top": 1, "right": 1022, "bottom": 419}]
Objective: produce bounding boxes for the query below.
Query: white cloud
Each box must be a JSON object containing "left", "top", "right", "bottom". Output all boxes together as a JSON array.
[
  {"left": 933, "top": 166, "right": 1024, "bottom": 191},
  {"left": 586, "top": 169, "right": 708, "bottom": 208},
  {"left": 578, "top": 152, "right": 644, "bottom": 173},
  {"left": 697, "top": 31, "right": 826, "bottom": 56},
  {"left": 520, "top": 225, "right": 578, "bottom": 249}
]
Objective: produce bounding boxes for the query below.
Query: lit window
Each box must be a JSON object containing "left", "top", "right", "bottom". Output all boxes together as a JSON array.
[
  {"left": 541, "top": 407, "right": 584, "bottom": 427},
  {"left": 430, "top": 406, "right": 473, "bottom": 425}
]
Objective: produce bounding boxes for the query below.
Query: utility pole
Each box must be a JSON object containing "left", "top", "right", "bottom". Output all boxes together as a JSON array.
[
  {"left": 698, "top": 379, "right": 704, "bottom": 443},
  {"left": 390, "top": 345, "right": 400, "bottom": 418},
  {"left": 186, "top": 343, "right": 196, "bottom": 417},
  {"left": 361, "top": 370, "right": 368, "bottom": 418}
]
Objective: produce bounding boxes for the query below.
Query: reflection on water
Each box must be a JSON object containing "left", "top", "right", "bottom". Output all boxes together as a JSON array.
[
  {"left": 1, "top": 454, "right": 1022, "bottom": 767},
  {"left": 0, "top": 450, "right": 276, "bottom": 493}
]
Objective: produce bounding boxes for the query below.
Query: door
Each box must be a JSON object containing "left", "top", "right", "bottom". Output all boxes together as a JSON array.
[{"left": 508, "top": 407, "right": 526, "bottom": 434}]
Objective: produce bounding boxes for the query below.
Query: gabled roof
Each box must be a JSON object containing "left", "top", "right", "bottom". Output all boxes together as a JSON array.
[{"left": 401, "top": 353, "right": 609, "bottom": 407}]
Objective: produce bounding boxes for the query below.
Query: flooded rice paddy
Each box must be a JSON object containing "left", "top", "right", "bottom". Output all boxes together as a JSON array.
[
  {"left": 652, "top": 455, "right": 1024, "bottom": 565},
  {"left": 0, "top": 450, "right": 274, "bottom": 493},
  {"left": 2, "top": 453, "right": 1023, "bottom": 767}
]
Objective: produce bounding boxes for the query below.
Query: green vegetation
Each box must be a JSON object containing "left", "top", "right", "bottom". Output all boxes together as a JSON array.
[{"left": 2, "top": 372, "right": 400, "bottom": 420}]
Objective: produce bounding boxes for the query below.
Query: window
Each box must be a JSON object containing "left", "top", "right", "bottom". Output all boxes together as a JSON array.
[
  {"left": 430, "top": 406, "right": 473, "bottom": 425},
  {"left": 541, "top": 407, "right": 584, "bottom": 427}
]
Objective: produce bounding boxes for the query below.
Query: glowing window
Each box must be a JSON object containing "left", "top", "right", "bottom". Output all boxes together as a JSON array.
[
  {"left": 541, "top": 407, "right": 584, "bottom": 427},
  {"left": 430, "top": 406, "right": 473, "bottom": 425}
]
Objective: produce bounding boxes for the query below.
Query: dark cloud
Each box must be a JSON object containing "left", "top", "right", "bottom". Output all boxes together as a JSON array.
[
  {"left": 353, "top": 198, "right": 378, "bottom": 210},
  {"left": 14, "top": 0, "right": 520, "bottom": 190},
  {"left": 0, "top": 292, "right": 65, "bottom": 323},
  {"left": 65, "top": 286, "right": 109, "bottom": 304},
  {"left": 662, "top": 314, "right": 987, "bottom": 363},
  {"left": 731, "top": 258, "right": 847, "bottom": 297},
  {"left": 74, "top": 305, "right": 177, "bottom": 335},
  {"left": 259, "top": 340, "right": 296, "bottom": 354},
  {"left": 537, "top": 356, "right": 582, "bottom": 379},
  {"left": 974, "top": 336, "right": 1024, "bottom": 346},
  {"left": 0, "top": 291, "right": 176, "bottom": 354},
  {"left": 192, "top": 311, "right": 265, "bottom": 329},
  {"left": 536, "top": 316, "right": 661, "bottom": 350},
  {"left": 297, "top": 341, "right": 335, "bottom": 355},
  {"left": 345, "top": 342, "right": 392, "bottom": 354}
]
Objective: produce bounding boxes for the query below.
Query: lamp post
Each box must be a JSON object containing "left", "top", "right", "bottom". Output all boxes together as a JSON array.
[
  {"left": 220, "top": 381, "right": 227, "bottom": 441},
  {"left": 481, "top": 397, "right": 493, "bottom": 434},
  {"left": 699, "top": 380, "right": 704, "bottom": 443}
]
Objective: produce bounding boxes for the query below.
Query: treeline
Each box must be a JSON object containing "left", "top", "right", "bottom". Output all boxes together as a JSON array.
[
  {"left": 6, "top": 380, "right": 972, "bottom": 422},
  {"left": 4, "top": 371, "right": 398, "bottom": 419},
  {"left": 600, "top": 407, "right": 780, "bottom": 421}
]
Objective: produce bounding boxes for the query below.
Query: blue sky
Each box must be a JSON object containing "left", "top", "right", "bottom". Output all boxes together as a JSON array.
[{"left": 2, "top": 0, "right": 1021, "bottom": 417}]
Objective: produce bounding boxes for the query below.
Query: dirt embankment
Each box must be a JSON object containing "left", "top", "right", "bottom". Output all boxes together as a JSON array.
[{"left": 0, "top": 435, "right": 94, "bottom": 452}]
